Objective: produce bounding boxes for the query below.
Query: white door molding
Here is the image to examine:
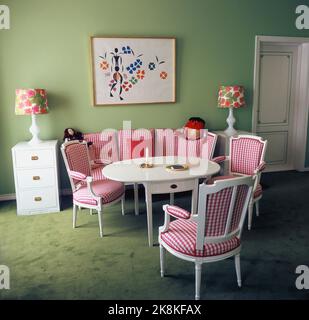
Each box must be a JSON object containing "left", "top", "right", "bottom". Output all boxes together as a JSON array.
[{"left": 253, "top": 35, "right": 309, "bottom": 171}]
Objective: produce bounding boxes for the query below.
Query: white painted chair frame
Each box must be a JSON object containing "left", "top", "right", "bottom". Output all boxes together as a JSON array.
[
  {"left": 61, "top": 141, "right": 125, "bottom": 237},
  {"left": 159, "top": 175, "right": 254, "bottom": 300},
  {"left": 219, "top": 134, "right": 267, "bottom": 230}
]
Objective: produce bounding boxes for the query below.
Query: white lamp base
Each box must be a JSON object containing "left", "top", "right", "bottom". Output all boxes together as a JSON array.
[
  {"left": 29, "top": 114, "right": 42, "bottom": 145},
  {"left": 224, "top": 108, "right": 237, "bottom": 136}
]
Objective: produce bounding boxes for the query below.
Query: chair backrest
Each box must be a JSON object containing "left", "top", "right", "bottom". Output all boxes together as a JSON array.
[
  {"left": 195, "top": 176, "right": 254, "bottom": 252},
  {"left": 61, "top": 141, "right": 91, "bottom": 190},
  {"left": 201, "top": 131, "right": 217, "bottom": 160},
  {"left": 176, "top": 129, "right": 218, "bottom": 160},
  {"left": 155, "top": 128, "right": 178, "bottom": 157},
  {"left": 229, "top": 135, "right": 267, "bottom": 175},
  {"left": 84, "top": 130, "right": 119, "bottom": 163}
]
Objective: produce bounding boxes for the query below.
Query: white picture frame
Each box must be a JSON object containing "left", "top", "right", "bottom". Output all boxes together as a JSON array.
[{"left": 90, "top": 36, "right": 176, "bottom": 106}]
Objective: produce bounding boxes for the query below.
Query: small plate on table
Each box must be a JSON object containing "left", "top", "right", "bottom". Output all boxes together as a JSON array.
[{"left": 165, "top": 164, "right": 189, "bottom": 171}]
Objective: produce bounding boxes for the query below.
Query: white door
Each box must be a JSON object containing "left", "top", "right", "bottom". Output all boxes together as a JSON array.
[{"left": 255, "top": 44, "right": 299, "bottom": 171}]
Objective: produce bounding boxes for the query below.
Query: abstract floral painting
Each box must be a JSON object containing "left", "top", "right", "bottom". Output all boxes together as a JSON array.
[{"left": 91, "top": 37, "right": 176, "bottom": 105}]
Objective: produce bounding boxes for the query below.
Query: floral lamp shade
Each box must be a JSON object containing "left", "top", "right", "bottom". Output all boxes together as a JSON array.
[
  {"left": 217, "top": 85, "right": 245, "bottom": 137},
  {"left": 217, "top": 85, "right": 245, "bottom": 109},
  {"left": 15, "top": 89, "right": 49, "bottom": 115}
]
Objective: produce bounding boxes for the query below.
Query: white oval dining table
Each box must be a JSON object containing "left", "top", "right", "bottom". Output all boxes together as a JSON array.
[{"left": 103, "top": 156, "right": 220, "bottom": 247}]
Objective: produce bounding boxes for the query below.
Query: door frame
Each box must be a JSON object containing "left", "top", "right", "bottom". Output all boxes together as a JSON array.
[{"left": 252, "top": 35, "right": 309, "bottom": 171}]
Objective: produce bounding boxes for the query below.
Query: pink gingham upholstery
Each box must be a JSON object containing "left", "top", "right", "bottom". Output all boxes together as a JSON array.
[
  {"left": 160, "top": 219, "right": 240, "bottom": 257},
  {"left": 204, "top": 187, "right": 234, "bottom": 236},
  {"left": 254, "top": 183, "right": 262, "bottom": 199},
  {"left": 118, "top": 129, "right": 154, "bottom": 160},
  {"left": 64, "top": 143, "right": 91, "bottom": 186},
  {"left": 69, "top": 170, "right": 87, "bottom": 181},
  {"left": 165, "top": 205, "right": 191, "bottom": 219},
  {"left": 84, "top": 131, "right": 119, "bottom": 163},
  {"left": 229, "top": 185, "right": 250, "bottom": 231},
  {"left": 91, "top": 166, "right": 108, "bottom": 181},
  {"left": 206, "top": 175, "right": 235, "bottom": 185},
  {"left": 230, "top": 137, "right": 265, "bottom": 175},
  {"left": 176, "top": 129, "right": 217, "bottom": 160},
  {"left": 212, "top": 155, "right": 226, "bottom": 163},
  {"left": 155, "top": 129, "right": 178, "bottom": 156},
  {"left": 200, "top": 131, "right": 217, "bottom": 160},
  {"left": 255, "top": 161, "right": 266, "bottom": 173},
  {"left": 73, "top": 180, "right": 124, "bottom": 205},
  {"left": 177, "top": 129, "right": 207, "bottom": 158},
  {"left": 205, "top": 176, "right": 250, "bottom": 233},
  {"left": 208, "top": 173, "right": 262, "bottom": 203}
]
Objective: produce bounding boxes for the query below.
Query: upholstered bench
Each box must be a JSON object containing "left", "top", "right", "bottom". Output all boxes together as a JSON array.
[{"left": 83, "top": 128, "right": 219, "bottom": 215}]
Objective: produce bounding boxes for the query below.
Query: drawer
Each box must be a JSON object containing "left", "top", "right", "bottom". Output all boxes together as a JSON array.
[
  {"left": 18, "top": 187, "right": 58, "bottom": 211},
  {"left": 147, "top": 179, "right": 197, "bottom": 194},
  {"left": 16, "top": 168, "right": 56, "bottom": 189},
  {"left": 14, "top": 149, "right": 54, "bottom": 168}
]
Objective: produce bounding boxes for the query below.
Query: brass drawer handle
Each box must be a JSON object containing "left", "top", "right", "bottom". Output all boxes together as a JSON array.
[
  {"left": 33, "top": 176, "right": 40, "bottom": 181},
  {"left": 31, "top": 155, "right": 39, "bottom": 161},
  {"left": 34, "top": 197, "right": 42, "bottom": 202}
]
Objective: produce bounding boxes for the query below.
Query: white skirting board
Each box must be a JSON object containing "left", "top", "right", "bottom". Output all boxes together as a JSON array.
[
  {"left": 0, "top": 189, "right": 72, "bottom": 202},
  {"left": 0, "top": 184, "right": 138, "bottom": 202}
]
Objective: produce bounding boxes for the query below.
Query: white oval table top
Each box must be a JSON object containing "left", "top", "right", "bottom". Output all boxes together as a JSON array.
[{"left": 102, "top": 156, "right": 220, "bottom": 183}]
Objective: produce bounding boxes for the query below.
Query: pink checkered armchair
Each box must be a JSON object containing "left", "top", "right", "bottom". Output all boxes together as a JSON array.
[
  {"left": 159, "top": 175, "right": 254, "bottom": 300},
  {"left": 215, "top": 135, "right": 267, "bottom": 230},
  {"left": 61, "top": 141, "right": 125, "bottom": 237}
]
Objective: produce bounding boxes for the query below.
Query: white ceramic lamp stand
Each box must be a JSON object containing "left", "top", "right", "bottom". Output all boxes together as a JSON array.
[
  {"left": 29, "top": 114, "right": 42, "bottom": 145},
  {"left": 218, "top": 85, "right": 246, "bottom": 137},
  {"left": 224, "top": 107, "right": 237, "bottom": 136}
]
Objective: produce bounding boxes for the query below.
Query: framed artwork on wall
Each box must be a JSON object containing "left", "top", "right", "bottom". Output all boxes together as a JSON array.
[{"left": 90, "top": 36, "right": 176, "bottom": 106}]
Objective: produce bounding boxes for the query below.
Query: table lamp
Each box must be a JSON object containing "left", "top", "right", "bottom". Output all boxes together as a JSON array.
[
  {"left": 217, "top": 85, "right": 245, "bottom": 136},
  {"left": 15, "top": 89, "right": 49, "bottom": 145}
]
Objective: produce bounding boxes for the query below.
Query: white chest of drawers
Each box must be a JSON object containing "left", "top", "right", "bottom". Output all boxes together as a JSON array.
[{"left": 12, "top": 140, "right": 60, "bottom": 215}]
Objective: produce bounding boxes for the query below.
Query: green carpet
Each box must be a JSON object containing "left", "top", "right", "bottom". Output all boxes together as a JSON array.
[{"left": 1, "top": 171, "right": 309, "bottom": 300}]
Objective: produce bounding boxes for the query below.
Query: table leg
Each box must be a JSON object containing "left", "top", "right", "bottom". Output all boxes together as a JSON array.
[
  {"left": 144, "top": 184, "right": 153, "bottom": 247},
  {"left": 134, "top": 183, "right": 139, "bottom": 216},
  {"left": 191, "top": 178, "right": 199, "bottom": 214},
  {"left": 170, "top": 193, "right": 174, "bottom": 205}
]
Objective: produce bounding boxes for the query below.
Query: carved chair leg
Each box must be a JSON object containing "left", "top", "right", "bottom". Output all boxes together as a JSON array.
[
  {"left": 195, "top": 263, "right": 202, "bottom": 300},
  {"left": 235, "top": 254, "right": 242, "bottom": 287}
]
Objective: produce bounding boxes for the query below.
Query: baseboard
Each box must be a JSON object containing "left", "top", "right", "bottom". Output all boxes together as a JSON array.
[
  {"left": 299, "top": 167, "right": 309, "bottom": 172},
  {"left": 0, "top": 188, "right": 73, "bottom": 202},
  {"left": 0, "top": 193, "right": 16, "bottom": 201},
  {"left": 4, "top": 184, "right": 141, "bottom": 203}
]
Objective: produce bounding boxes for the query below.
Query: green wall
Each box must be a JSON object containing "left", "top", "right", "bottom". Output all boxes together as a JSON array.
[{"left": 1, "top": 0, "right": 309, "bottom": 194}]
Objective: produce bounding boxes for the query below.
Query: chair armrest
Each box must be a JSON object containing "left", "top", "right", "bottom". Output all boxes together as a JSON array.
[
  {"left": 69, "top": 170, "right": 87, "bottom": 181},
  {"left": 212, "top": 155, "right": 228, "bottom": 164},
  {"left": 254, "top": 161, "right": 266, "bottom": 174},
  {"left": 85, "top": 176, "right": 101, "bottom": 203},
  {"left": 164, "top": 205, "right": 191, "bottom": 219},
  {"left": 159, "top": 204, "right": 192, "bottom": 234},
  {"left": 94, "top": 159, "right": 112, "bottom": 165}
]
